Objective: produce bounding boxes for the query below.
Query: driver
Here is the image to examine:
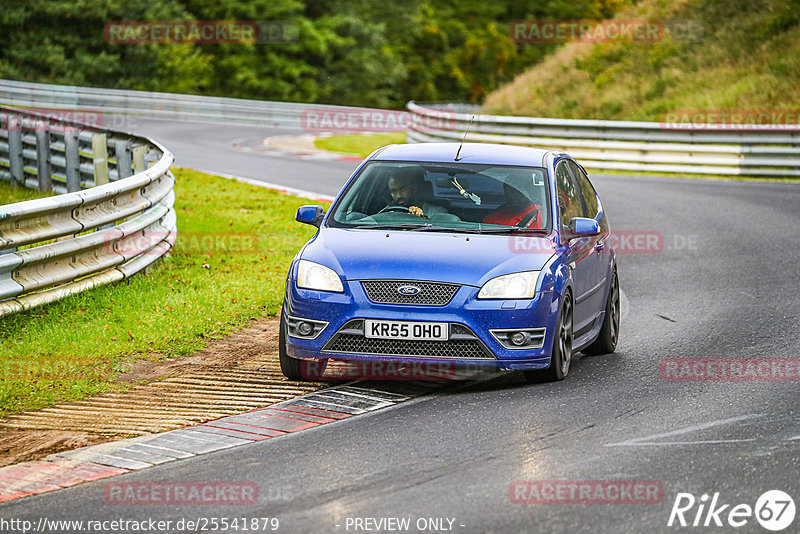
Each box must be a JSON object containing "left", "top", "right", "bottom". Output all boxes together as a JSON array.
[
  {"left": 483, "top": 174, "right": 543, "bottom": 228},
  {"left": 386, "top": 167, "right": 447, "bottom": 218}
]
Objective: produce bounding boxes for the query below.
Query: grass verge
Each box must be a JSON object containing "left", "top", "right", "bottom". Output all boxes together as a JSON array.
[
  {"left": 314, "top": 132, "right": 406, "bottom": 158},
  {"left": 0, "top": 168, "right": 327, "bottom": 417},
  {"left": 0, "top": 180, "right": 52, "bottom": 205}
]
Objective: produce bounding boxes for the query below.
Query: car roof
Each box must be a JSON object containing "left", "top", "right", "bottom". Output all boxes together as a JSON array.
[{"left": 371, "top": 142, "right": 551, "bottom": 167}]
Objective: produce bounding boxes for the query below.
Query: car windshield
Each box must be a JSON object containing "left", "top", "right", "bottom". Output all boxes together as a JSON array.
[{"left": 328, "top": 161, "right": 551, "bottom": 233}]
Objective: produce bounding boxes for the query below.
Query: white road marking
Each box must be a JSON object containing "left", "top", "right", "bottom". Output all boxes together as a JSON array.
[
  {"left": 197, "top": 168, "right": 336, "bottom": 201},
  {"left": 610, "top": 439, "right": 758, "bottom": 446},
  {"left": 605, "top": 413, "right": 764, "bottom": 447}
]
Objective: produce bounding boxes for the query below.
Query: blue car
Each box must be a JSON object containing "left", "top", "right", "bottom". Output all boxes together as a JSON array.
[{"left": 280, "top": 142, "right": 619, "bottom": 383}]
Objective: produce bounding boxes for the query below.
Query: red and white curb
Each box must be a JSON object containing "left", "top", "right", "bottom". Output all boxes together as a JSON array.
[
  {"left": 0, "top": 382, "right": 438, "bottom": 504},
  {"left": 0, "top": 459, "right": 126, "bottom": 504}
]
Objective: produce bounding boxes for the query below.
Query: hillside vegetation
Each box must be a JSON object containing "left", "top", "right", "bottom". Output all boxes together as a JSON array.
[
  {"left": 482, "top": 0, "right": 800, "bottom": 121},
  {"left": 0, "top": 0, "right": 623, "bottom": 108}
]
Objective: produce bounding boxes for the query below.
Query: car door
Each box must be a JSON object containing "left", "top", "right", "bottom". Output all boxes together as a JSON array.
[
  {"left": 555, "top": 159, "right": 595, "bottom": 333},
  {"left": 567, "top": 160, "right": 609, "bottom": 328}
]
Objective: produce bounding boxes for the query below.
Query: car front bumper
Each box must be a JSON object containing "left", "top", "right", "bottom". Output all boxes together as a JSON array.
[{"left": 284, "top": 279, "right": 562, "bottom": 372}]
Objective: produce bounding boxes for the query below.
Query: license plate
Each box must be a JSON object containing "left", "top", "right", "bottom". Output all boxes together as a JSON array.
[{"left": 364, "top": 320, "right": 449, "bottom": 341}]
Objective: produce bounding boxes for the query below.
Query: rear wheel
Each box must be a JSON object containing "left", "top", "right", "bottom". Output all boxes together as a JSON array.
[
  {"left": 583, "top": 270, "right": 620, "bottom": 355},
  {"left": 524, "top": 292, "right": 573, "bottom": 383},
  {"left": 279, "top": 308, "right": 327, "bottom": 380}
]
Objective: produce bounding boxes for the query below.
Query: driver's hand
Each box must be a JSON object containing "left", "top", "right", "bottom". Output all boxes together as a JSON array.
[{"left": 409, "top": 206, "right": 424, "bottom": 217}]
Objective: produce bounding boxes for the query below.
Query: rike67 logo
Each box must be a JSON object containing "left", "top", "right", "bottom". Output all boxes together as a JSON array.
[{"left": 668, "top": 490, "right": 795, "bottom": 531}]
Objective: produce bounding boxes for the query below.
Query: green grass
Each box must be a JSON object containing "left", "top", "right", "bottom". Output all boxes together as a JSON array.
[
  {"left": 482, "top": 0, "right": 800, "bottom": 122},
  {"left": 314, "top": 132, "right": 406, "bottom": 158},
  {"left": 0, "top": 168, "right": 327, "bottom": 417},
  {"left": 0, "top": 180, "right": 52, "bottom": 205}
]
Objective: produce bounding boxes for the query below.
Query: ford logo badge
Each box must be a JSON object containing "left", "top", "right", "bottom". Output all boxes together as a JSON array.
[{"left": 397, "top": 285, "right": 421, "bottom": 296}]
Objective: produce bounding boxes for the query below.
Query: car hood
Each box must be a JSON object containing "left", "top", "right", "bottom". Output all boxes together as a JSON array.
[{"left": 300, "top": 228, "right": 556, "bottom": 286}]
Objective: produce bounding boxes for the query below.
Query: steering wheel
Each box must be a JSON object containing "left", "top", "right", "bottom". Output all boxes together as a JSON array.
[{"left": 377, "top": 205, "right": 411, "bottom": 214}]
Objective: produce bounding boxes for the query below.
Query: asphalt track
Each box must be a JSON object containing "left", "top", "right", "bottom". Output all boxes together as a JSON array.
[
  {"left": 128, "top": 119, "right": 358, "bottom": 197},
  {"left": 2, "top": 120, "right": 800, "bottom": 533}
]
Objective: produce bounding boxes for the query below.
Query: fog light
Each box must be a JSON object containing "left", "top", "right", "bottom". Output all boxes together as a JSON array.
[
  {"left": 510, "top": 332, "right": 530, "bottom": 346},
  {"left": 297, "top": 322, "right": 314, "bottom": 336}
]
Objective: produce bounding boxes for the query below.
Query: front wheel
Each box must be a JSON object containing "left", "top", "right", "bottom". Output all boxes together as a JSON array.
[
  {"left": 583, "top": 270, "right": 620, "bottom": 355},
  {"left": 524, "top": 292, "right": 573, "bottom": 383},
  {"left": 279, "top": 308, "right": 327, "bottom": 380}
]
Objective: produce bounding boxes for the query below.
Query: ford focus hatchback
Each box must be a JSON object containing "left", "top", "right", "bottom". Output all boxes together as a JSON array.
[{"left": 280, "top": 143, "right": 619, "bottom": 383}]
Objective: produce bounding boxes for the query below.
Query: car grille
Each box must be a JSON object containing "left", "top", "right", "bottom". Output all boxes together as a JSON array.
[
  {"left": 323, "top": 320, "right": 495, "bottom": 359},
  {"left": 361, "top": 280, "right": 460, "bottom": 306}
]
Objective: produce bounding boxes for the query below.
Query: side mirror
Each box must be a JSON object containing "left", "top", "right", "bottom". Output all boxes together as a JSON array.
[
  {"left": 562, "top": 217, "right": 600, "bottom": 241},
  {"left": 296, "top": 205, "right": 324, "bottom": 227}
]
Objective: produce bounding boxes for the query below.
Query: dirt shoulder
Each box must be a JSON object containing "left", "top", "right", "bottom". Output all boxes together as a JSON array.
[{"left": 0, "top": 315, "right": 320, "bottom": 468}]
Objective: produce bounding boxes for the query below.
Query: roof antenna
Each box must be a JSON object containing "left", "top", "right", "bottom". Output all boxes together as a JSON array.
[{"left": 454, "top": 115, "right": 475, "bottom": 161}]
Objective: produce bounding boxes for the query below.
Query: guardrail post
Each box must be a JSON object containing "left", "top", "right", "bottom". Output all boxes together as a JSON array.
[
  {"left": 115, "top": 139, "right": 133, "bottom": 179},
  {"left": 64, "top": 127, "right": 81, "bottom": 192},
  {"left": 145, "top": 149, "right": 160, "bottom": 168},
  {"left": 8, "top": 115, "right": 24, "bottom": 187},
  {"left": 92, "top": 133, "right": 109, "bottom": 186},
  {"left": 132, "top": 145, "right": 147, "bottom": 173},
  {"left": 35, "top": 120, "right": 52, "bottom": 192}
]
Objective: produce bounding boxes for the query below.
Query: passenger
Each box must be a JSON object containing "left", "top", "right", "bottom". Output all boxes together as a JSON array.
[{"left": 483, "top": 174, "right": 543, "bottom": 228}]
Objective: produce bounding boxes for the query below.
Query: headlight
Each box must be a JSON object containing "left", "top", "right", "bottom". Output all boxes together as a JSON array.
[
  {"left": 477, "top": 271, "right": 539, "bottom": 299},
  {"left": 296, "top": 260, "right": 344, "bottom": 293}
]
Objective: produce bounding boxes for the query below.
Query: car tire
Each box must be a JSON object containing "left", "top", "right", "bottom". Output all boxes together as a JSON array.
[
  {"left": 582, "top": 270, "right": 620, "bottom": 356},
  {"left": 524, "top": 292, "right": 573, "bottom": 383},
  {"left": 279, "top": 307, "right": 327, "bottom": 380}
]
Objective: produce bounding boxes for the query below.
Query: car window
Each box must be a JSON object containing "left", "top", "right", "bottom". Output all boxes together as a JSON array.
[
  {"left": 555, "top": 160, "right": 582, "bottom": 227},
  {"left": 328, "top": 161, "right": 551, "bottom": 232},
  {"left": 568, "top": 160, "right": 599, "bottom": 218}
]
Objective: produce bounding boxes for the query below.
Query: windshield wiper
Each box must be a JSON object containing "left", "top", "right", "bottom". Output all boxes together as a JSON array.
[
  {"left": 407, "top": 226, "right": 551, "bottom": 235},
  {"left": 469, "top": 227, "right": 552, "bottom": 235},
  {"left": 411, "top": 225, "right": 466, "bottom": 232},
  {"left": 348, "top": 224, "right": 487, "bottom": 233},
  {"left": 347, "top": 223, "right": 434, "bottom": 230},
  {"left": 346, "top": 224, "right": 551, "bottom": 235}
]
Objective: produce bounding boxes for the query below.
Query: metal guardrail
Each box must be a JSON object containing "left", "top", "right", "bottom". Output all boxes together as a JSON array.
[
  {"left": 0, "top": 106, "right": 176, "bottom": 317},
  {"left": 407, "top": 102, "right": 800, "bottom": 177},
  {"left": 3, "top": 80, "right": 797, "bottom": 177},
  {"left": 0, "top": 79, "right": 368, "bottom": 128}
]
